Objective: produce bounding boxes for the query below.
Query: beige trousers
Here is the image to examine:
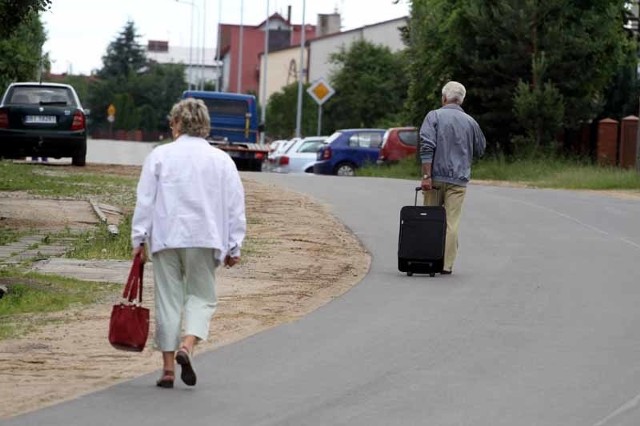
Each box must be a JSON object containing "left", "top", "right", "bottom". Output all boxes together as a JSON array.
[
  {"left": 152, "top": 248, "right": 218, "bottom": 351},
  {"left": 423, "top": 182, "right": 467, "bottom": 272}
]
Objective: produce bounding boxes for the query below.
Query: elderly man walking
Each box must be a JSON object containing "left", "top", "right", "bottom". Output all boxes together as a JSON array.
[{"left": 419, "top": 81, "right": 486, "bottom": 275}]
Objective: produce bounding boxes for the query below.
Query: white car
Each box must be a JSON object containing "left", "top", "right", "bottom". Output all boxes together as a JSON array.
[
  {"left": 270, "top": 136, "right": 328, "bottom": 173},
  {"left": 264, "top": 139, "right": 298, "bottom": 172}
]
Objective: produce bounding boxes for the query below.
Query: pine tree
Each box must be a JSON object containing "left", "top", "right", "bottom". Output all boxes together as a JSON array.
[{"left": 98, "top": 20, "right": 147, "bottom": 80}]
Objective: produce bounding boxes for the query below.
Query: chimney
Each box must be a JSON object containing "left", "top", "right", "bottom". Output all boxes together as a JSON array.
[
  {"left": 316, "top": 13, "right": 341, "bottom": 37},
  {"left": 287, "top": 5, "right": 292, "bottom": 24}
]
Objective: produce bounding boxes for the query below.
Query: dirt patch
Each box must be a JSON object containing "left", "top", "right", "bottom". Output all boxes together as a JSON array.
[
  {"left": 0, "top": 195, "right": 99, "bottom": 231},
  {"left": 0, "top": 171, "right": 370, "bottom": 419}
]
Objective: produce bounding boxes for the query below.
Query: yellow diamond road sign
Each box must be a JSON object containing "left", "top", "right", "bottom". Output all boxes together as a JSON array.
[{"left": 307, "top": 78, "right": 335, "bottom": 105}]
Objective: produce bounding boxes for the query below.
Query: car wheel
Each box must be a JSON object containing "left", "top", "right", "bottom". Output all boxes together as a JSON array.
[
  {"left": 72, "top": 142, "right": 87, "bottom": 167},
  {"left": 72, "top": 155, "right": 86, "bottom": 166},
  {"left": 334, "top": 162, "right": 356, "bottom": 176}
]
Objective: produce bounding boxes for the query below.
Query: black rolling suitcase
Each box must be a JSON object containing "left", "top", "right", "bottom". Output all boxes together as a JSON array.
[{"left": 398, "top": 186, "right": 446, "bottom": 277}]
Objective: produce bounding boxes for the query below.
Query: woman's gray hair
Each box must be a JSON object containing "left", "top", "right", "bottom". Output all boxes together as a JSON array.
[
  {"left": 441, "top": 81, "right": 466, "bottom": 105},
  {"left": 168, "top": 97, "right": 211, "bottom": 138}
]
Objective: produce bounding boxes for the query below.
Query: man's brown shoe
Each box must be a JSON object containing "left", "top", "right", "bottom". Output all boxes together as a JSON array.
[{"left": 440, "top": 270, "right": 452, "bottom": 275}]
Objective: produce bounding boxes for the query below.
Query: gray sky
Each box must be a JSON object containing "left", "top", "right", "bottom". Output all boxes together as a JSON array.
[{"left": 42, "top": 0, "right": 410, "bottom": 75}]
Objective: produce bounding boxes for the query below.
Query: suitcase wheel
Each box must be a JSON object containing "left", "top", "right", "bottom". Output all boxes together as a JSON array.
[{"left": 407, "top": 271, "right": 413, "bottom": 277}]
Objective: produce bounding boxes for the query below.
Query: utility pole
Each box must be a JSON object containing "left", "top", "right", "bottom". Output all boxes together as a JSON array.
[
  {"left": 259, "top": 0, "right": 270, "bottom": 144},
  {"left": 294, "top": 0, "right": 306, "bottom": 138},
  {"left": 237, "top": 0, "right": 244, "bottom": 93},
  {"left": 214, "top": 0, "right": 222, "bottom": 91}
]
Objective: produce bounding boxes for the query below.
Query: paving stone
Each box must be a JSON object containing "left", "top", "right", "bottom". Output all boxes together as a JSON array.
[
  {"left": 33, "top": 245, "right": 68, "bottom": 256},
  {"left": 17, "top": 236, "right": 45, "bottom": 244},
  {"left": 0, "top": 248, "right": 19, "bottom": 257}
]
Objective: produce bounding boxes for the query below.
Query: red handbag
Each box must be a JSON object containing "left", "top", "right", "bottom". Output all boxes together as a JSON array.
[{"left": 108, "top": 252, "right": 150, "bottom": 352}]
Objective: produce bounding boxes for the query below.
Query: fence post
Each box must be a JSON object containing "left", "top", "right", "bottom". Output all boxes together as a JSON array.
[
  {"left": 636, "top": 114, "right": 640, "bottom": 172},
  {"left": 620, "top": 116, "right": 638, "bottom": 169},
  {"left": 597, "top": 118, "right": 619, "bottom": 166}
]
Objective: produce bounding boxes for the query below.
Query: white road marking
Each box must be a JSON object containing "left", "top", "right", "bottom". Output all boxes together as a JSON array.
[
  {"left": 593, "top": 391, "right": 640, "bottom": 426},
  {"left": 509, "top": 197, "right": 640, "bottom": 251}
]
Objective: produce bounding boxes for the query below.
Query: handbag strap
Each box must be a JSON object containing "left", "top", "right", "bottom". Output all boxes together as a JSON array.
[{"left": 122, "top": 252, "right": 144, "bottom": 303}]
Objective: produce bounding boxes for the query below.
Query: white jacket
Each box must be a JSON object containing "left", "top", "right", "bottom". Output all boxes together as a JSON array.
[{"left": 131, "top": 135, "right": 246, "bottom": 262}]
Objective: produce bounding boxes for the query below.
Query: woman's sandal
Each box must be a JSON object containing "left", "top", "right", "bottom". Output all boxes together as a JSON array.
[
  {"left": 175, "top": 346, "right": 197, "bottom": 386},
  {"left": 156, "top": 370, "right": 175, "bottom": 389}
]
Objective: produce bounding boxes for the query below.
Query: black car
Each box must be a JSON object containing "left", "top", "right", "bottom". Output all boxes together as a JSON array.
[{"left": 0, "top": 82, "right": 87, "bottom": 166}]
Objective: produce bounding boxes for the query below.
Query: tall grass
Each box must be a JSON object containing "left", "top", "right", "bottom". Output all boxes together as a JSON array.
[
  {"left": 359, "top": 156, "right": 640, "bottom": 190},
  {"left": 0, "top": 160, "right": 138, "bottom": 205},
  {"left": 64, "top": 213, "right": 133, "bottom": 260}
]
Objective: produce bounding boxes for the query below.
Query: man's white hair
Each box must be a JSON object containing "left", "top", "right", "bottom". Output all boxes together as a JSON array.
[{"left": 442, "top": 81, "right": 466, "bottom": 104}]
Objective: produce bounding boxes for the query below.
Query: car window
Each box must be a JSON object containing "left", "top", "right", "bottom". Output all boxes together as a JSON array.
[
  {"left": 348, "top": 132, "right": 383, "bottom": 148},
  {"left": 298, "top": 140, "right": 324, "bottom": 153},
  {"left": 325, "top": 132, "right": 342, "bottom": 145},
  {"left": 8, "top": 86, "right": 75, "bottom": 106},
  {"left": 281, "top": 139, "right": 298, "bottom": 153},
  {"left": 398, "top": 130, "right": 418, "bottom": 146}
]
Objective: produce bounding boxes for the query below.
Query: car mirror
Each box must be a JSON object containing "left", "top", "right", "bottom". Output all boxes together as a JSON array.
[{"left": 84, "top": 108, "right": 91, "bottom": 116}]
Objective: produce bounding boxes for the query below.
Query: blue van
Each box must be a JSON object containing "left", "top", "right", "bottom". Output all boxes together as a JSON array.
[
  {"left": 180, "top": 91, "right": 268, "bottom": 171},
  {"left": 181, "top": 91, "right": 260, "bottom": 143}
]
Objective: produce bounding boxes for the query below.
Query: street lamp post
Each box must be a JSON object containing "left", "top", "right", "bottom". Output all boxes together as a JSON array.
[{"left": 176, "top": 0, "right": 196, "bottom": 90}]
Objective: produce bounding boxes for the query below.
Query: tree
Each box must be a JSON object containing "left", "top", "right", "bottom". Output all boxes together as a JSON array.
[
  {"left": 98, "top": 20, "right": 147, "bottom": 80},
  {"left": 127, "top": 62, "right": 187, "bottom": 131},
  {"left": 88, "top": 62, "right": 186, "bottom": 133},
  {"left": 324, "top": 40, "right": 409, "bottom": 129},
  {"left": 265, "top": 82, "right": 319, "bottom": 139},
  {"left": 406, "top": 0, "right": 631, "bottom": 155},
  {"left": 0, "top": 11, "right": 46, "bottom": 90},
  {"left": 513, "top": 53, "right": 565, "bottom": 157},
  {"left": 0, "top": 0, "right": 50, "bottom": 38},
  {"left": 87, "top": 21, "right": 186, "bottom": 134}
]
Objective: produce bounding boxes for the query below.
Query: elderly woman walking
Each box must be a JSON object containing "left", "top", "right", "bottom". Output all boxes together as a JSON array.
[{"left": 131, "top": 97, "right": 246, "bottom": 388}]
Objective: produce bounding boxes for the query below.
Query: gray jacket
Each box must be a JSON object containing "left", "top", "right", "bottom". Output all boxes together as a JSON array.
[{"left": 419, "top": 104, "right": 486, "bottom": 187}]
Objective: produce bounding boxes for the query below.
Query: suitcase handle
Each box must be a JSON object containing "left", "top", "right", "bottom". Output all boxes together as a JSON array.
[{"left": 414, "top": 185, "right": 439, "bottom": 206}]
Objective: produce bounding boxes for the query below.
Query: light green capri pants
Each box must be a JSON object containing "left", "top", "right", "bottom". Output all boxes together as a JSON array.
[{"left": 152, "top": 248, "right": 218, "bottom": 351}]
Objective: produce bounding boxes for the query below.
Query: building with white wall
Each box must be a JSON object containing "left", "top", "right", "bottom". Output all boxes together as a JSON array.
[
  {"left": 308, "top": 17, "right": 407, "bottom": 84},
  {"left": 259, "top": 17, "right": 407, "bottom": 105},
  {"left": 145, "top": 40, "right": 221, "bottom": 89}
]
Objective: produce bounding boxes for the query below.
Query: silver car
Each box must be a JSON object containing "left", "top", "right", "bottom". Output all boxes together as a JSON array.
[{"left": 270, "top": 136, "right": 328, "bottom": 173}]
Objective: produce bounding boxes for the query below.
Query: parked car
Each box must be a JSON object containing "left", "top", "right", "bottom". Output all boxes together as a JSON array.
[
  {"left": 314, "top": 129, "right": 386, "bottom": 176},
  {"left": 270, "top": 136, "right": 327, "bottom": 173},
  {"left": 264, "top": 138, "right": 298, "bottom": 172},
  {"left": 0, "top": 82, "right": 88, "bottom": 166},
  {"left": 377, "top": 126, "right": 418, "bottom": 165}
]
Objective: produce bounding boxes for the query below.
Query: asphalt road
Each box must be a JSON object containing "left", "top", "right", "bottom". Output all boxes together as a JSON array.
[{"left": 7, "top": 144, "right": 640, "bottom": 425}]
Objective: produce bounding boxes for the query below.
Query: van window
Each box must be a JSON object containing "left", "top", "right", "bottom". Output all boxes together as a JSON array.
[{"left": 201, "top": 99, "right": 248, "bottom": 116}]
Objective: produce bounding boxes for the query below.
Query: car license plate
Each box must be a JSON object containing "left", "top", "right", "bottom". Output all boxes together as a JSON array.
[{"left": 25, "top": 115, "right": 56, "bottom": 124}]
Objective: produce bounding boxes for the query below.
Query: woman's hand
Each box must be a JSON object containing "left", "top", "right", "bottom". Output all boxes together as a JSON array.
[
  {"left": 132, "top": 245, "right": 147, "bottom": 264},
  {"left": 224, "top": 255, "right": 240, "bottom": 268}
]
